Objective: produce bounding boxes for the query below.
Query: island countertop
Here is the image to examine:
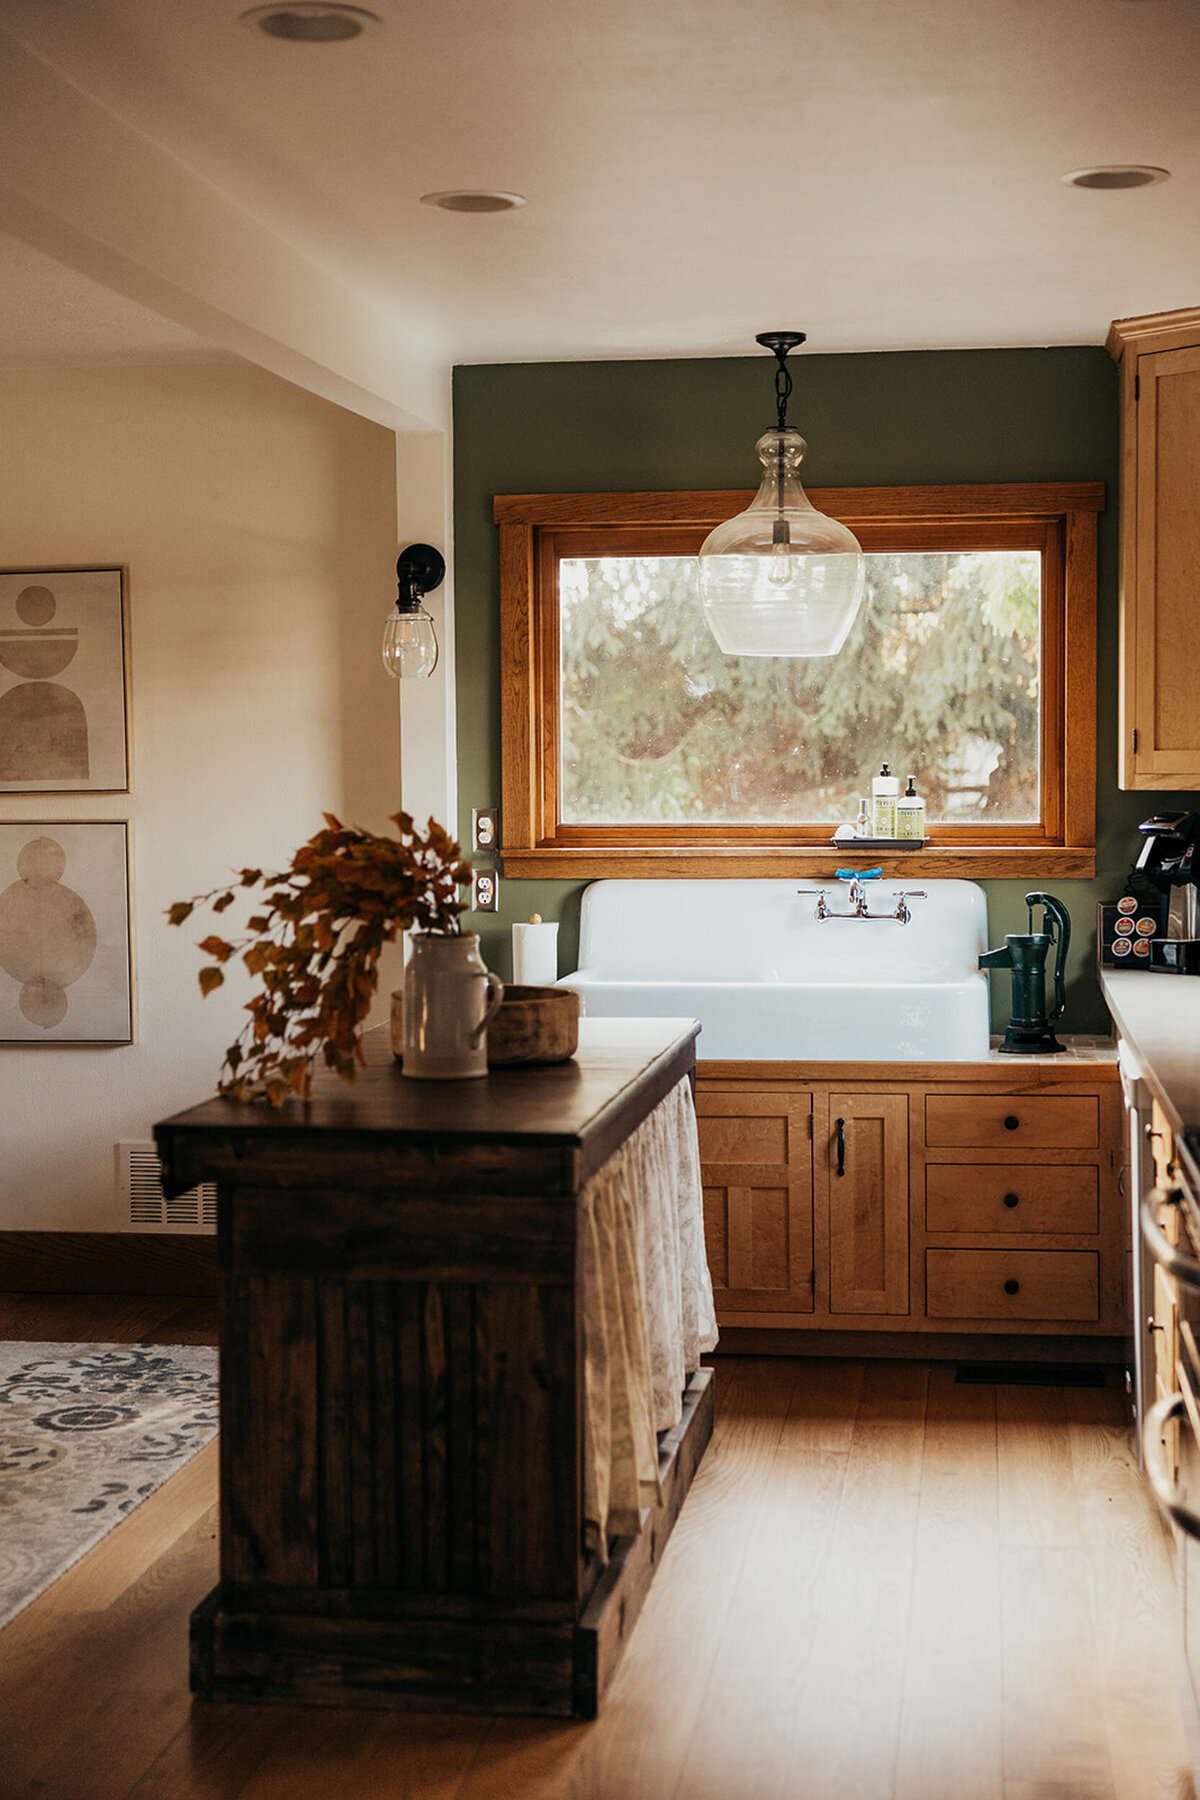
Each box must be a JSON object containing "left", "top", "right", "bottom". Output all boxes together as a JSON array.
[
  {"left": 155, "top": 1014, "right": 701, "bottom": 1198},
  {"left": 1101, "top": 969, "right": 1200, "bottom": 1138}
]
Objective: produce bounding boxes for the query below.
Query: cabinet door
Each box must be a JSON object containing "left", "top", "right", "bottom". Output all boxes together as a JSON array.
[
  {"left": 825, "top": 1093, "right": 909, "bottom": 1315},
  {"left": 1125, "top": 343, "right": 1200, "bottom": 788},
  {"left": 695, "top": 1090, "right": 813, "bottom": 1313}
]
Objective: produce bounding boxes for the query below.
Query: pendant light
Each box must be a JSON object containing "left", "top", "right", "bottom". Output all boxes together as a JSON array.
[
  {"left": 698, "top": 332, "right": 865, "bottom": 657},
  {"left": 382, "top": 543, "right": 442, "bottom": 680}
]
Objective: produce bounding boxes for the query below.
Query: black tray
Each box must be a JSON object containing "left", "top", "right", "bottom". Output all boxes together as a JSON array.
[{"left": 830, "top": 836, "right": 926, "bottom": 850}]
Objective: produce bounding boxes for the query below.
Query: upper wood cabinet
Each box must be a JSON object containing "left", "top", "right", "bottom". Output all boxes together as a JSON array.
[{"left": 1108, "top": 307, "right": 1200, "bottom": 790}]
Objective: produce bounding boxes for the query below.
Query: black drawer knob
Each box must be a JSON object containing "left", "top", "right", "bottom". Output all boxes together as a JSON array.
[
  {"left": 1004, "top": 1115, "right": 1020, "bottom": 1132},
  {"left": 1004, "top": 1278, "right": 1020, "bottom": 1295},
  {"left": 1003, "top": 1192, "right": 1020, "bottom": 1209}
]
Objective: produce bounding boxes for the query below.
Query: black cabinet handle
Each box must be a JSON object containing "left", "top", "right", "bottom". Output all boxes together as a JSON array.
[
  {"left": 1004, "top": 1278, "right": 1020, "bottom": 1295},
  {"left": 1003, "top": 1192, "right": 1020, "bottom": 1209},
  {"left": 1004, "top": 1115, "right": 1020, "bottom": 1132},
  {"left": 835, "top": 1116, "right": 845, "bottom": 1177}
]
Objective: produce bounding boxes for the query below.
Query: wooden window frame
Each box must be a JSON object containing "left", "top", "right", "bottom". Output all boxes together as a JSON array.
[{"left": 495, "top": 482, "right": 1103, "bottom": 879}]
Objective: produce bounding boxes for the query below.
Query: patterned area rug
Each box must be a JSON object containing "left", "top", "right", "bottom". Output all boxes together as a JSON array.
[{"left": 0, "top": 1341, "right": 218, "bottom": 1630}]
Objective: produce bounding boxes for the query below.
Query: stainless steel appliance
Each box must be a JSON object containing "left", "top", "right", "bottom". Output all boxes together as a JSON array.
[
  {"left": 1141, "top": 1132, "right": 1200, "bottom": 1766},
  {"left": 1120, "top": 1040, "right": 1158, "bottom": 1460}
]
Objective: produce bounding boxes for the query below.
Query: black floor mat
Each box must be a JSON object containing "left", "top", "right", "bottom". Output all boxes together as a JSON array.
[{"left": 955, "top": 1362, "right": 1106, "bottom": 1388}]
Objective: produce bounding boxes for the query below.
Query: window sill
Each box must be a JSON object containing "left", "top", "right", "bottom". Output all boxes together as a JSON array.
[{"left": 499, "top": 845, "right": 1096, "bottom": 880}]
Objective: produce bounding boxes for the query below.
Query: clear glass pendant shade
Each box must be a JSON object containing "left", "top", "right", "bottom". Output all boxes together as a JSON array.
[
  {"left": 382, "top": 605, "right": 438, "bottom": 679},
  {"left": 699, "top": 426, "right": 865, "bottom": 656}
]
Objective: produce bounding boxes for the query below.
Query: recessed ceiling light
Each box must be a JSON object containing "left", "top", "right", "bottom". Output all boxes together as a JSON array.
[
  {"left": 1062, "top": 165, "right": 1170, "bottom": 190},
  {"left": 420, "top": 191, "right": 526, "bottom": 214},
  {"left": 239, "top": 4, "right": 380, "bottom": 42}
]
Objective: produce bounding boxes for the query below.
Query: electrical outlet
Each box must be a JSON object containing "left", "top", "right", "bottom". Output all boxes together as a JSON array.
[
  {"left": 471, "top": 868, "right": 499, "bottom": 912},
  {"left": 472, "top": 807, "right": 499, "bottom": 852}
]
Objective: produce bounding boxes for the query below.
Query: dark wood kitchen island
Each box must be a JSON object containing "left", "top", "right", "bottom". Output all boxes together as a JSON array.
[{"left": 154, "top": 1017, "right": 713, "bottom": 1717}]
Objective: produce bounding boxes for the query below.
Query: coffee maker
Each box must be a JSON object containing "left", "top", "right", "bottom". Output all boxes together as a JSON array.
[{"left": 1133, "top": 812, "right": 1200, "bottom": 968}]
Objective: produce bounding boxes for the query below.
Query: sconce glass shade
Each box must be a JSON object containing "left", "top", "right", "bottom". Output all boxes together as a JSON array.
[
  {"left": 382, "top": 605, "right": 438, "bottom": 679},
  {"left": 699, "top": 426, "right": 865, "bottom": 656},
  {"left": 383, "top": 542, "right": 444, "bottom": 679}
]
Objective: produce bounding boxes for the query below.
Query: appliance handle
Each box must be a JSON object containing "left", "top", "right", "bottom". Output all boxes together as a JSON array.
[
  {"left": 1025, "top": 890, "right": 1071, "bottom": 1020},
  {"left": 1140, "top": 1186, "right": 1200, "bottom": 1293},
  {"left": 1143, "top": 1393, "right": 1200, "bottom": 1541}
]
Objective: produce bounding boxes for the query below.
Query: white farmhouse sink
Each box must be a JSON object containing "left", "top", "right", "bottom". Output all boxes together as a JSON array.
[{"left": 560, "top": 877, "right": 991, "bottom": 1062}]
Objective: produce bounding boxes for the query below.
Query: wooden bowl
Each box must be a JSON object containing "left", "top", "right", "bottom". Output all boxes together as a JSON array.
[{"left": 486, "top": 985, "right": 579, "bottom": 1066}]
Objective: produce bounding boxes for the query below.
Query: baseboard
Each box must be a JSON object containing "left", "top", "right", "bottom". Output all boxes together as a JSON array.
[
  {"left": 0, "top": 1232, "right": 219, "bottom": 1297},
  {"left": 712, "top": 1328, "right": 1131, "bottom": 1364}
]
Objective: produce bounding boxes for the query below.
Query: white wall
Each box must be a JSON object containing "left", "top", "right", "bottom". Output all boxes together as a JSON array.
[{"left": 0, "top": 356, "right": 400, "bottom": 1228}]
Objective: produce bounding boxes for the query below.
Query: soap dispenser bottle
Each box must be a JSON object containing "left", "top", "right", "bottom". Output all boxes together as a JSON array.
[
  {"left": 896, "top": 775, "right": 926, "bottom": 841},
  {"left": 872, "top": 763, "right": 899, "bottom": 838}
]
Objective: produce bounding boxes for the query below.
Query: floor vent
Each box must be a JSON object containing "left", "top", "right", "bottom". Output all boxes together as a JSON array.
[
  {"left": 955, "top": 1362, "right": 1106, "bottom": 1389},
  {"left": 116, "top": 1141, "right": 217, "bottom": 1234}
]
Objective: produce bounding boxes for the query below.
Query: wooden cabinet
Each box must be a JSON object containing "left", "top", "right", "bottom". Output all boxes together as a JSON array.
[
  {"left": 696, "top": 1089, "right": 813, "bottom": 1314},
  {"left": 823, "top": 1093, "right": 909, "bottom": 1316},
  {"left": 1107, "top": 307, "right": 1200, "bottom": 790},
  {"left": 697, "top": 1049, "right": 1125, "bottom": 1344}
]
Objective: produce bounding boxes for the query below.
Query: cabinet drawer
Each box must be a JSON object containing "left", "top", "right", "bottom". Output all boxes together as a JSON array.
[
  {"left": 1153, "top": 1260, "right": 1179, "bottom": 1396},
  {"left": 1150, "top": 1098, "right": 1178, "bottom": 1188},
  {"left": 925, "top": 1249, "right": 1099, "bottom": 1321},
  {"left": 925, "top": 1164, "right": 1099, "bottom": 1234},
  {"left": 925, "top": 1095, "right": 1098, "bottom": 1149}
]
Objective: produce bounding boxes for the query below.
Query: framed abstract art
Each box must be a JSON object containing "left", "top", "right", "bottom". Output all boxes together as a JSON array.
[
  {"left": 0, "top": 822, "right": 134, "bottom": 1044},
  {"left": 0, "top": 568, "right": 130, "bottom": 793}
]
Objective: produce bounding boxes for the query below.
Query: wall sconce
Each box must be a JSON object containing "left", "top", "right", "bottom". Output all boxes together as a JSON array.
[
  {"left": 698, "top": 332, "right": 865, "bottom": 657},
  {"left": 382, "top": 543, "right": 443, "bottom": 679}
]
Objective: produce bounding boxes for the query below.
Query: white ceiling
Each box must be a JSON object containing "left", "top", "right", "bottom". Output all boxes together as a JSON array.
[
  {"left": 0, "top": 0, "right": 1197, "bottom": 367},
  {"left": 0, "top": 233, "right": 205, "bottom": 361}
]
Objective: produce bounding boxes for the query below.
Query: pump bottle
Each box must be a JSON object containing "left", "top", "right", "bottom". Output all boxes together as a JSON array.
[
  {"left": 872, "top": 763, "right": 899, "bottom": 837},
  {"left": 896, "top": 775, "right": 926, "bottom": 841}
]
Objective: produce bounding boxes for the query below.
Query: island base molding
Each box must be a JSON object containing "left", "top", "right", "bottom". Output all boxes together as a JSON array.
[{"left": 190, "top": 1366, "right": 714, "bottom": 1718}]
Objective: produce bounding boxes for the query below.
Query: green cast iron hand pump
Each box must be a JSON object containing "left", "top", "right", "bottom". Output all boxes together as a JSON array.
[{"left": 979, "top": 891, "right": 1072, "bottom": 1055}]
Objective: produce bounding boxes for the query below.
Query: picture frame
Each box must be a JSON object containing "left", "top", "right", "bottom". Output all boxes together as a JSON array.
[
  {"left": 0, "top": 567, "right": 130, "bottom": 793},
  {"left": 0, "top": 821, "right": 134, "bottom": 1044}
]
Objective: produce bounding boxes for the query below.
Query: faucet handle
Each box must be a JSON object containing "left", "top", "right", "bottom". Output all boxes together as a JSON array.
[
  {"left": 797, "top": 888, "right": 831, "bottom": 919},
  {"left": 893, "top": 889, "right": 926, "bottom": 925}
]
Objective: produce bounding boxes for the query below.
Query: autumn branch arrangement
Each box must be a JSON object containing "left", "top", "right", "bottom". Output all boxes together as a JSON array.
[{"left": 167, "top": 812, "right": 471, "bottom": 1106}]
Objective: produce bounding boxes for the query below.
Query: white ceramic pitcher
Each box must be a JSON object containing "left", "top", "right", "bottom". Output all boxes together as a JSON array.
[{"left": 402, "top": 931, "right": 503, "bottom": 1080}]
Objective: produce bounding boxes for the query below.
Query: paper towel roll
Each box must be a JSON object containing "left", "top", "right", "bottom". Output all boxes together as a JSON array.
[{"left": 512, "top": 920, "right": 558, "bottom": 987}]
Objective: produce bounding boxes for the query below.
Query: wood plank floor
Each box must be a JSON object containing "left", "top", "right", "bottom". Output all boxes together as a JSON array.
[{"left": 1, "top": 1297, "right": 1196, "bottom": 1799}]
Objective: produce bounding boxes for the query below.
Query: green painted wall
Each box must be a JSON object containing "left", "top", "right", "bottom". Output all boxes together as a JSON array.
[{"left": 453, "top": 348, "right": 1199, "bottom": 1035}]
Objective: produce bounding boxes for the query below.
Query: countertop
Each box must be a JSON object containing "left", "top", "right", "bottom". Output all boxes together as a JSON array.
[
  {"left": 155, "top": 1015, "right": 701, "bottom": 1197},
  {"left": 1101, "top": 969, "right": 1200, "bottom": 1137}
]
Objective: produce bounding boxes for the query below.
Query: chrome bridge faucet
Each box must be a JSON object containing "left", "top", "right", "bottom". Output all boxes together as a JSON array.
[{"left": 797, "top": 884, "right": 926, "bottom": 924}]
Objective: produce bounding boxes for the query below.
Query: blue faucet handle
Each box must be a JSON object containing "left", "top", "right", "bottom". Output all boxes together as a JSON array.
[{"left": 835, "top": 866, "right": 883, "bottom": 881}]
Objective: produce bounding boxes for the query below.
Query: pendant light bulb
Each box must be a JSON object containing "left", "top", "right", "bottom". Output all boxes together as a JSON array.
[
  {"left": 768, "top": 522, "right": 793, "bottom": 588},
  {"left": 383, "top": 543, "right": 445, "bottom": 681},
  {"left": 698, "top": 333, "right": 865, "bottom": 657}
]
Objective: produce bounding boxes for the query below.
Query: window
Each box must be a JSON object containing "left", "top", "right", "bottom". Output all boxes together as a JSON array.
[{"left": 496, "top": 484, "right": 1102, "bottom": 878}]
